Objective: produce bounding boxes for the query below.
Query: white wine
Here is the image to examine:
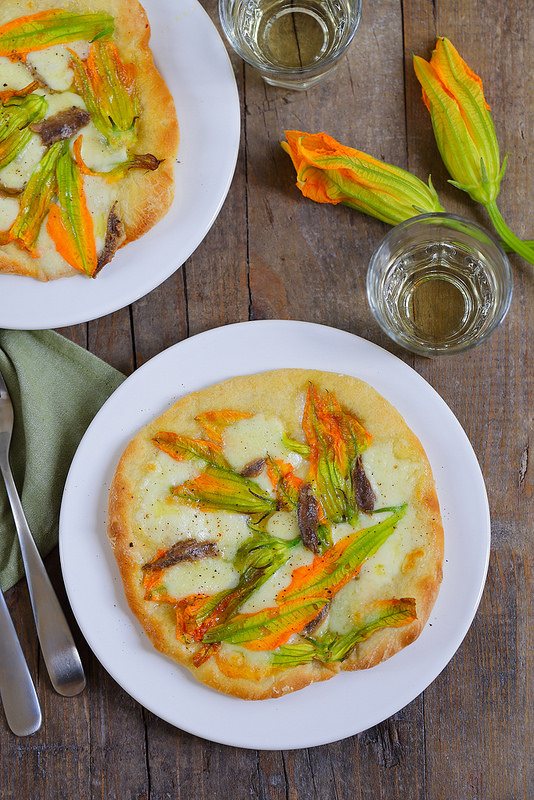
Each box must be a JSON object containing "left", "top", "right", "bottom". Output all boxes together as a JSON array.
[
  {"left": 384, "top": 243, "right": 496, "bottom": 348},
  {"left": 367, "top": 215, "right": 513, "bottom": 357},
  {"left": 220, "top": 0, "right": 361, "bottom": 89},
  {"left": 238, "top": 0, "right": 347, "bottom": 68}
]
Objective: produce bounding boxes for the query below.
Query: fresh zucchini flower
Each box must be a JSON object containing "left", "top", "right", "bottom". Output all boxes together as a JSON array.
[
  {"left": 413, "top": 37, "right": 534, "bottom": 265},
  {"left": 282, "top": 130, "right": 444, "bottom": 226}
]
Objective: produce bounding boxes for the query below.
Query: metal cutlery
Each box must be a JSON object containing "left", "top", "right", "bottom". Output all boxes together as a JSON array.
[
  {"left": 0, "top": 586, "right": 41, "bottom": 735},
  {"left": 0, "top": 367, "right": 86, "bottom": 698}
]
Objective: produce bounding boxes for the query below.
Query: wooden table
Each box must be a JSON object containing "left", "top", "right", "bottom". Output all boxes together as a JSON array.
[{"left": 1, "top": 0, "right": 532, "bottom": 797}]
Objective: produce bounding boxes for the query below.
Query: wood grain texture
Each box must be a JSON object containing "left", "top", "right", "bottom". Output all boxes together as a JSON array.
[{"left": 0, "top": 0, "right": 532, "bottom": 797}]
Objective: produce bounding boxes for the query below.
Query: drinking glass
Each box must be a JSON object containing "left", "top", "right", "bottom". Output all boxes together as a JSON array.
[
  {"left": 218, "top": 0, "right": 362, "bottom": 90},
  {"left": 366, "top": 213, "right": 513, "bottom": 357}
]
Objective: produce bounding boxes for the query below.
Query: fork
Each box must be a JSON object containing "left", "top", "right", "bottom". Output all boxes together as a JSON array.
[{"left": 0, "top": 367, "right": 86, "bottom": 697}]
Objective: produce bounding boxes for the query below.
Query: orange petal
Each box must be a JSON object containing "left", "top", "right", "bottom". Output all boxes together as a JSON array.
[{"left": 195, "top": 410, "right": 253, "bottom": 444}]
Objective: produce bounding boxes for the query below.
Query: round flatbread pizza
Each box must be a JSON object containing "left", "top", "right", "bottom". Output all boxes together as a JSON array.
[
  {"left": 0, "top": 0, "right": 178, "bottom": 280},
  {"left": 107, "top": 369, "right": 444, "bottom": 700}
]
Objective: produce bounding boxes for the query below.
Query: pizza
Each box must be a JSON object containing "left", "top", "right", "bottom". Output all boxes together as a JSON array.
[
  {"left": 107, "top": 369, "right": 444, "bottom": 700},
  {"left": 0, "top": 0, "right": 178, "bottom": 280}
]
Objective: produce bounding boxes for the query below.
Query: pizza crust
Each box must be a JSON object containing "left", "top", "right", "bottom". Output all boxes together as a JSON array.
[
  {"left": 108, "top": 369, "right": 444, "bottom": 700},
  {"left": 0, "top": 0, "right": 179, "bottom": 279}
]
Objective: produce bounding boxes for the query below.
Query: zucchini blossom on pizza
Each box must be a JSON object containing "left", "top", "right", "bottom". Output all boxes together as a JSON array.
[
  {"left": 108, "top": 370, "right": 444, "bottom": 700},
  {"left": 0, "top": 1, "right": 179, "bottom": 280}
]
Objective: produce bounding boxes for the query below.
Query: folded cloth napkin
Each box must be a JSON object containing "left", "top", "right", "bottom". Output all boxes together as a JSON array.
[{"left": 0, "top": 330, "right": 125, "bottom": 591}]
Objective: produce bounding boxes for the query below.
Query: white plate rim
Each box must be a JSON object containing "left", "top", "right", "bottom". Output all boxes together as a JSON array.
[
  {"left": 0, "top": 0, "right": 240, "bottom": 329},
  {"left": 59, "top": 320, "right": 490, "bottom": 750}
]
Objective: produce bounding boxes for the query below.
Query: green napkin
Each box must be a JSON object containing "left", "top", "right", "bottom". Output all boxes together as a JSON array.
[{"left": 0, "top": 330, "right": 125, "bottom": 591}]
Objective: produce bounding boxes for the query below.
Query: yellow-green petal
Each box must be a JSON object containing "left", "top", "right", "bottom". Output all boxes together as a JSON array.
[
  {"left": 0, "top": 11, "right": 113, "bottom": 58},
  {"left": 413, "top": 39, "right": 504, "bottom": 204},
  {"left": 283, "top": 131, "right": 443, "bottom": 225}
]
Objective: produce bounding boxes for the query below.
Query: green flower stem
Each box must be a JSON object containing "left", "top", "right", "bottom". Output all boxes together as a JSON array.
[
  {"left": 500, "top": 240, "right": 534, "bottom": 253},
  {"left": 485, "top": 200, "right": 534, "bottom": 265}
]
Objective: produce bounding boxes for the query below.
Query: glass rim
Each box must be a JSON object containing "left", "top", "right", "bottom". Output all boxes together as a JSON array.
[
  {"left": 218, "top": 0, "right": 363, "bottom": 79},
  {"left": 372, "top": 212, "right": 510, "bottom": 254}
]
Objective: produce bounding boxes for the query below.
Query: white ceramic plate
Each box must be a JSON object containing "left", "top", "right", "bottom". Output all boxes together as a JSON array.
[
  {"left": 0, "top": 0, "right": 240, "bottom": 329},
  {"left": 59, "top": 321, "right": 490, "bottom": 750}
]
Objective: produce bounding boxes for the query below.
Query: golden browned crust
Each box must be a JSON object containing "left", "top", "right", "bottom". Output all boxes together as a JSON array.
[
  {"left": 107, "top": 369, "right": 444, "bottom": 700},
  {"left": 0, "top": 0, "right": 179, "bottom": 280}
]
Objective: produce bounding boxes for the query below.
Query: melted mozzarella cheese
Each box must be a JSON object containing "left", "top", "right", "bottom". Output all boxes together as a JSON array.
[
  {"left": 223, "top": 413, "right": 303, "bottom": 471},
  {"left": 363, "top": 440, "right": 425, "bottom": 507},
  {"left": 0, "top": 57, "right": 33, "bottom": 90},
  {"left": 0, "top": 196, "right": 19, "bottom": 228},
  {"left": 223, "top": 413, "right": 304, "bottom": 494},
  {"left": 26, "top": 41, "right": 89, "bottom": 92},
  {"left": 0, "top": 135, "right": 46, "bottom": 190},
  {"left": 42, "top": 90, "right": 86, "bottom": 116},
  {"left": 78, "top": 122, "right": 128, "bottom": 172},
  {"left": 163, "top": 558, "right": 239, "bottom": 600},
  {"left": 266, "top": 510, "right": 300, "bottom": 540}
]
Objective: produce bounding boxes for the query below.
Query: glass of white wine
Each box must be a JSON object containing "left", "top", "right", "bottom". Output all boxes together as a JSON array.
[
  {"left": 218, "top": 0, "right": 362, "bottom": 90},
  {"left": 366, "top": 213, "right": 513, "bottom": 357}
]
